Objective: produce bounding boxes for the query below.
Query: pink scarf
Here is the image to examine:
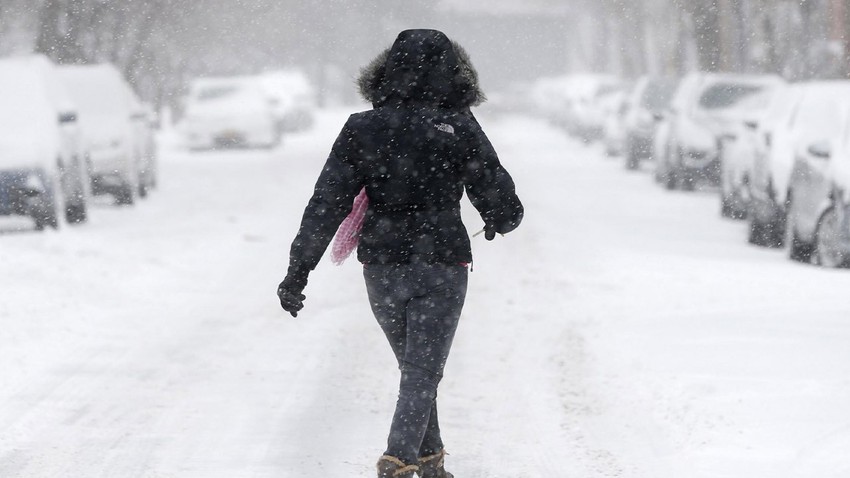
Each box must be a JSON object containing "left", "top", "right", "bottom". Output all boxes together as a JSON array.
[{"left": 331, "top": 188, "right": 368, "bottom": 265}]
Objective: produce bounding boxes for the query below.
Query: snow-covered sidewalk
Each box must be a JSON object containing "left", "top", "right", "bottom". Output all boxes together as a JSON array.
[{"left": 1, "top": 109, "right": 849, "bottom": 477}]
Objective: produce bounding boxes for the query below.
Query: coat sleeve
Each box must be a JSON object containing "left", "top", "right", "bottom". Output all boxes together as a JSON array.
[
  {"left": 462, "top": 122, "right": 524, "bottom": 235},
  {"left": 286, "top": 118, "right": 362, "bottom": 280}
]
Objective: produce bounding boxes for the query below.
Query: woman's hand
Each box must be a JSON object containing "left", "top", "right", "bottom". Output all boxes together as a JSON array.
[
  {"left": 277, "top": 266, "right": 309, "bottom": 317},
  {"left": 277, "top": 284, "right": 306, "bottom": 317}
]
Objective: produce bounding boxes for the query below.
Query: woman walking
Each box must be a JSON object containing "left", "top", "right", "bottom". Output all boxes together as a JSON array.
[{"left": 277, "top": 29, "right": 523, "bottom": 478}]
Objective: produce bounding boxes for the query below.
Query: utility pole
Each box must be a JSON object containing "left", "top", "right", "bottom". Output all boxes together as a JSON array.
[{"left": 841, "top": 0, "right": 850, "bottom": 77}]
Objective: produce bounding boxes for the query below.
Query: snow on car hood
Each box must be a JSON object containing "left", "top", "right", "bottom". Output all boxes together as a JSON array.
[
  {"left": 78, "top": 113, "right": 131, "bottom": 148},
  {"left": 0, "top": 134, "right": 56, "bottom": 170}
]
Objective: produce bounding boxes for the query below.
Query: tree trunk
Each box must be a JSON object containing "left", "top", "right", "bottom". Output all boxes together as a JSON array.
[
  {"left": 691, "top": 0, "right": 723, "bottom": 71},
  {"left": 843, "top": 0, "right": 850, "bottom": 77}
]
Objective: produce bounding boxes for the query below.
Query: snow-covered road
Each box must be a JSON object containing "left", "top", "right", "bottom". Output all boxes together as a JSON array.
[{"left": 2, "top": 109, "right": 849, "bottom": 478}]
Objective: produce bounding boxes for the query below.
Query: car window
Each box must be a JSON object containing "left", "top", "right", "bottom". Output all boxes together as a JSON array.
[
  {"left": 698, "top": 83, "right": 764, "bottom": 109},
  {"left": 196, "top": 85, "right": 241, "bottom": 101},
  {"left": 640, "top": 78, "right": 677, "bottom": 110},
  {"left": 595, "top": 83, "right": 621, "bottom": 98}
]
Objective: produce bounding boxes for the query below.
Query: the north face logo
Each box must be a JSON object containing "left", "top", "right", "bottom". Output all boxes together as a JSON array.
[{"left": 435, "top": 123, "right": 455, "bottom": 134}]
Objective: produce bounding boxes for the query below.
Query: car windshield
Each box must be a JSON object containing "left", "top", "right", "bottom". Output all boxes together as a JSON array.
[
  {"left": 0, "top": 70, "right": 54, "bottom": 134},
  {"left": 792, "top": 93, "right": 844, "bottom": 140},
  {"left": 196, "top": 85, "right": 241, "bottom": 101},
  {"left": 698, "top": 83, "right": 764, "bottom": 109},
  {"left": 595, "top": 83, "right": 621, "bottom": 98},
  {"left": 640, "top": 79, "right": 677, "bottom": 110}
]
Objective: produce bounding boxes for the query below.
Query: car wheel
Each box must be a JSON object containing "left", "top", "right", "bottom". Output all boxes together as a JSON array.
[
  {"left": 625, "top": 140, "right": 639, "bottom": 170},
  {"left": 786, "top": 206, "right": 814, "bottom": 263},
  {"left": 747, "top": 216, "right": 768, "bottom": 246},
  {"left": 663, "top": 156, "right": 678, "bottom": 190},
  {"left": 32, "top": 199, "right": 59, "bottom": 231},
  {"left": 722, "top": 194, "right": 746, "bottom": 220},
  {"left": 65, "top": 202, "right": 87, "bottom": 224},
  {"left": 115, "top": 184, "right": 135, "bottom": 206},
  {"left": 678, "top": 167, "right": 696, "bottom": 191},
  {"left": 721, "top": 194, "right": 734, "bottom": 218},
  {"left": 653, "top": 162, "right": 665, "bottom": 183},
  {"left": 138, "top": 181, "right": 149, "bottom": 199},
  {"left": 814, "top": 208, "right": 849, "bottom": 268},
  {"left": 764, "top": 207, "right": 786, "bottom": 248}
]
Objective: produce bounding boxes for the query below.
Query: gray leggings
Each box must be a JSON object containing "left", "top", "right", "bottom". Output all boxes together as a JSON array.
[{"left": 363, "top": 262, "right": 468, "bottom": 465}]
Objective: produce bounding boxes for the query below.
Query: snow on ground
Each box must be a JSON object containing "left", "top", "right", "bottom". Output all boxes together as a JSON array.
[{"left": 1, "top": 108, "right": 849, "bottom": 478}]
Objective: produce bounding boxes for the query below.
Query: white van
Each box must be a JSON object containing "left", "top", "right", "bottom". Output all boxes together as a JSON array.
[
  {"left": 58, "top": 64, "right": 154, "bottom": 205},
  {"left": 0, "top": 55, "right": 88, "bottom": 230}
]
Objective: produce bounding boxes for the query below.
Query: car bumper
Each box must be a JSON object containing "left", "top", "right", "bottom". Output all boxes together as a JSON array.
[
  {"left": 89, "top": 150, "right": 131, "bottom": 176},
  {"left": 681, "top": 151, "right": 720, "bottom": 183},
  {"left": 0, "top": 169, "right": 47, "bottom": 217},
  {"left": 184, "top": 119, "right": 277, "bottom": 149}
]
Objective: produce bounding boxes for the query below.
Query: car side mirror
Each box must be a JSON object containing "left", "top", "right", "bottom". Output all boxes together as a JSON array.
[
  {"left": 58, "top": 112, "right": 77, "bottom": 124},
  {"left": 652, "top": 111, "right": 665, "bottom": 122},
  {"left": 744, "top": 120, "right": 758, "bottom": 130},
  {"left": 808, "top": 141, "right": 831, "bottom": 160}
]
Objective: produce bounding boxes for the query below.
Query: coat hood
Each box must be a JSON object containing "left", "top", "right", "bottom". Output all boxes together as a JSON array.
[{"left": 357, "top": 29, "right": 485, "bottom": 109}]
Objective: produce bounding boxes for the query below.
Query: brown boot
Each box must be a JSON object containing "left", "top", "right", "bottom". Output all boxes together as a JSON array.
[
  {"left": 377, "top": 455, "right": 419, "bottom": 478},
  {"left": 417, "top": 450, "right": 453, "bottom": 478}
]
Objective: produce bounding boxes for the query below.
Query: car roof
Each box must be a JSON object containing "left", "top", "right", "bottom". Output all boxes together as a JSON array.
[{"left": 0, "top": 55, "right": 77, "bottom": 114}]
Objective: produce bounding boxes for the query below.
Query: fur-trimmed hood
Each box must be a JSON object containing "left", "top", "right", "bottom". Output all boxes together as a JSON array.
[{"left": 356, "top": 29, "right": 485, "bottom": 109}]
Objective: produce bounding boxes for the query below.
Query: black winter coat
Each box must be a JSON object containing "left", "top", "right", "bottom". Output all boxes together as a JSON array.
[{"left": 286, "top": 30, "right": 523, "bottom": 281}]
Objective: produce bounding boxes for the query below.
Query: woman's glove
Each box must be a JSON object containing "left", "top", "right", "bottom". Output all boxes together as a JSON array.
[
  {"left": 484, "top": 223, "right": 496, "bottom": 241},
  {"left": 277, "top": 265, "right": 309, "bottom": 317}
]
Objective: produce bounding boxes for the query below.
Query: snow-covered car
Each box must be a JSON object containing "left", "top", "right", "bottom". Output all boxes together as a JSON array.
[
  {"left": 656, "top": 73, "right": 783, "bottom": 190},
  {"left": 567, "top": 75, "right": 624, "bottom": 141},
  {"left": 601, "top": 89, "right": 631, "bottom": 156},
  {"left": 260, "top": 70, "right": 316, "bottom": 133},
  {"left": 528, "top": 75, "right": 581, "bottom": 128},
  {"left": 0, "top": 55, "right": 88, "bottom": 230},
  {"left": 181, "top": 76, "right": 280, "bottom": 150},
  {"left": 529, "top": 74, "right": 621, "bottom": 138},
  {"left": 717, "top": 86, "right": 782, "bottom": 219},
  {"left": 58, "top": 64, "right": 154, "bottom": 205},
  {"left": 781, "top": 82, "right": 850, "bottom": 266},
  {"left": 623, "top": 76, "right": 679, "bottom": 170},
  {"left": 746, "top": 84, "right": 809, "bottom": 248}
]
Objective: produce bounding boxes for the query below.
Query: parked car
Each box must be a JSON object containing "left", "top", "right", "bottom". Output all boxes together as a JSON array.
[
  {"left": 781, "top": 82, "right": 850, "bottom": 266},
  {"left": 529, "top": 75, "right": 576, "bottom": 128},
  {"left": 655, "top": 73, "right": 783, "bottom": 191},
  {"left": 180, "top": 76, "right": 280, "bottom": 150},
  {"left": 0, "top": 55, "right": 87, "bottom": 230},
  {"left": 260, "top": 70, "right": 316, "bottom": 133},
  {"left": 567, "top": 75, "right": 624, "bottom": 141},
  {"left": 601, "top": 88, "right": 631, "bottom": 156},
  {"left": 746, "top": 84, "right": 808, "bottom": 248},
  {"left": 623, "top": 76, "right": 679, "bottom": 170},
  {"left": 716, "top": 86, "right": 780, "bottom": 219},
  {"left": 59, "top": 64, "right": 154, "bottom": 205}
]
